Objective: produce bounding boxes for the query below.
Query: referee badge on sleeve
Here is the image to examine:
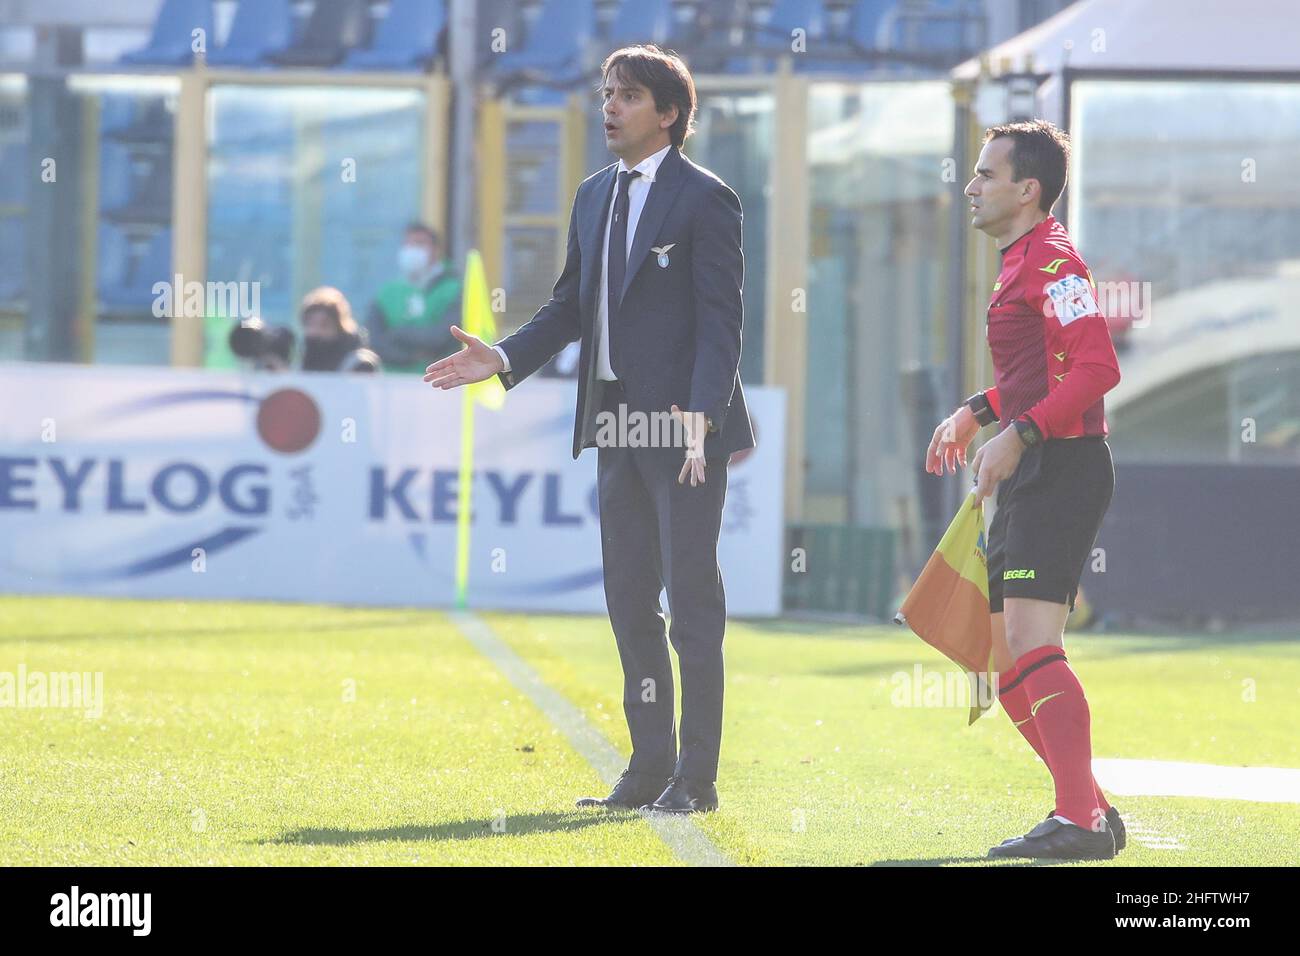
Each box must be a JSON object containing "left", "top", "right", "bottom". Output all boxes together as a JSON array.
[{"left": 1044, "top": 274, "right": 1101, "bottom": 325}]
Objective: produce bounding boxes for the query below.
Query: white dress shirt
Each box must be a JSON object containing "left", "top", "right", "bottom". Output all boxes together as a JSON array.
[{"left": 495, "top": 143, "right": 673, "bottom": 382}]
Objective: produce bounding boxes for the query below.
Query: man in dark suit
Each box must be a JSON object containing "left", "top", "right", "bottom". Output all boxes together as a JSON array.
[{"left": 424, "top": 44, "right": 753, "bottom": 814}]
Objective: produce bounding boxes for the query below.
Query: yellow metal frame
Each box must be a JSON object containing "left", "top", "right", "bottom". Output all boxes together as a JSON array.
[
  {"left": 693, "top": 70, "right": 808, "bottom": 522},
  {"left": 475, "top": 96, "right": 585, "bottom": 331},
  {"left": 762, "top": 68, "right": 809, "bottom": 523},
  {"left": 168, "top": 64, "right": 452, "bottom": 366}
]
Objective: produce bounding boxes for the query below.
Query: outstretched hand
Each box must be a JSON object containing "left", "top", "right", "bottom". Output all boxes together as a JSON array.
[{"left": 423, "top": 326, "right": 504, "bottom": 390}]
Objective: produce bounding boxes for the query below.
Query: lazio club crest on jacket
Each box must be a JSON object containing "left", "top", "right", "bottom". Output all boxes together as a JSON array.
[{"left": 652, "top": 244, "right": 675, "bottom": 268}]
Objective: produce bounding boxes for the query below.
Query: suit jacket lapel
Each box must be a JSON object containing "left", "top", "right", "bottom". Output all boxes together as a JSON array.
[
  {"left": 580, "top": 165, "right": 617, "bottom": 328},
  {"left": 620, "top": 146, "right": 684, "bottom": 304}
]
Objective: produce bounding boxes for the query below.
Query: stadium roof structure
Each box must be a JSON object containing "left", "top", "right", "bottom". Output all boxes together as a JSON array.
[
  {"left": 953, "top": 0, "right": 1300, "bottom": 80},
  {"left": 1106, "top": 262, "right": 1300, "bottom": 413}
]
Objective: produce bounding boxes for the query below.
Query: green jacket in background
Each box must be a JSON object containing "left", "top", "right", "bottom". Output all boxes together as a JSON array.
[{"left": 366, "top": 261, "right": 463, "bottom": 373}]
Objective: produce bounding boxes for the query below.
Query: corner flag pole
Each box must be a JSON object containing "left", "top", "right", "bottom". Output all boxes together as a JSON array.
[
  {"left": 455, "top": 376, "right": 474, "bottom": 609},
  {"left": 453, "top": 250, "right": 505, "bottom": 608}
]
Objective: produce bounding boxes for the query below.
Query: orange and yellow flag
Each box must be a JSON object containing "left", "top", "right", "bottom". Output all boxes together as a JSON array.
[{"left": 895, "top": 491, "right": 996, "bottom": 724}]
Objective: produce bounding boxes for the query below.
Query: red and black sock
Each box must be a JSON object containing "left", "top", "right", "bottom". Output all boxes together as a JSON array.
[{"left": 1001, "top": 647, "right": 1109, "bottom": 827}]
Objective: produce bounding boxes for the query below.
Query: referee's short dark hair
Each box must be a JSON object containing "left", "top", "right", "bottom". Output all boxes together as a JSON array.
[
  {"left": 599, "top": 44, "right": 697, "bottom": 150},
  {"left": 984, "top": 120, "right": 1071, "bottom": 213}
]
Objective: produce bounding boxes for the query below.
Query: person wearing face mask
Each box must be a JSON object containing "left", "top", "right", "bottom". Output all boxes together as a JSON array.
[
  {"left": 300, "top": 286, "right": 381, "bottom": 373},
  {"left": 365, "top": 223, "right": 464, "bottom": 373}
]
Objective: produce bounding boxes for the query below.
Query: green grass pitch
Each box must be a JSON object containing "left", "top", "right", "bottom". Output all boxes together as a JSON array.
[{"left": 1, "top": 596, "right": 1296, "bottom": 866}]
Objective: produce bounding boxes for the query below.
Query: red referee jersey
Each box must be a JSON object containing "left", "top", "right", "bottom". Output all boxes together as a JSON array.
[{"left": 982, "top": 215, "right": 1120, "bottom": 439}]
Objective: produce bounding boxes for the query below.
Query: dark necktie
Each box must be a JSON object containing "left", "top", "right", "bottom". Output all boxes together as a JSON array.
[{"left": 607, "top": 169, "right": 641, "bottom": 329}]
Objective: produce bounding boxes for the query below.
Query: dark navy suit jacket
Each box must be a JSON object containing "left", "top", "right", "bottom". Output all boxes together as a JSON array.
[{"left": 495, "top": 145, "right": 755, "bottom": 460}]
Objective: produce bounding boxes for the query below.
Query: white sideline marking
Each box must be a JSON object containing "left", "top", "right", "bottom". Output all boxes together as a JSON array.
[
  {"left": 449, "top": 610, "right": 733, "bottom": 867},
  {"left": 1094, "top": 758, "right": 1300, "bottom": 804}
]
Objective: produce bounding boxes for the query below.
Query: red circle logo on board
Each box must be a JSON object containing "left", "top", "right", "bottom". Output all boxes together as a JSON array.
[{"left": 256, "top": 388, "right": 321, "bottom": 454}]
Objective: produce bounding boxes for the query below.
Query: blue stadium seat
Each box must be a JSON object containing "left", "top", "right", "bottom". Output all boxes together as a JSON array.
[
  {"left": 881, "top": 0, "right": 982, "bottom": 59},
  {"left": 344, "top": 0, "right": 446, "bottom": 70},
  {"left": 268, "top": 0, "right": 371, "bottom": 68},
  {"left": 96, "top": 96, "right": 141, "bottom": 138},
  {"left": 790, "top": 0, "right": 899, "bottom": 72},
  {"left": 98, "top": 133, "right": 171, "bottom": 229},
  {"left": 849, "top": 0, "right": 898, "bottom": 50},
  {"left": 100, "top": 99, "right": 173, "bottom": 145},
  {"left": 723, "top": 0, "right": 967, "bottom": 74},
  {"left": 913, "top": 0, "right": 983, "bottom": 56},
  {"left": 605, "top": 0, "right": 674, "bottom": 46},
  {"left": 120, "top": 0, "right": 215, "bottom": 66},
  {"left": 0, "top": 217, "right": 24, "bottom": 304},
  {"left": 0, "top": 143, "right": 26, "bottom": 207},
  {"left": 766, "top": 0, "right": 831, "bottom": 44},
  {"left": 206, "top": 0, "right": 294, "bottom": 66},
  {"left": 98, "top": 226, "right": 172, "bottom": 312},
  {"left": 98, "top": 144, "right": 137, "bottom": 213},
  {"left": 494, "top": 0, "right": 597, "bottom": 83}
]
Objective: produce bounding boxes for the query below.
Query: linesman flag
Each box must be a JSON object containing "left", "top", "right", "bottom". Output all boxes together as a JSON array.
[
  {"left": 894, "top": 491, "right": 996, "bottom": 724},
  {"left": 455, "top": 250, "right": 505, "bottom": 607}
]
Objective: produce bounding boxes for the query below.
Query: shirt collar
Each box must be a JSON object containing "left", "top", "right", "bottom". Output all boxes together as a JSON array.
[
  {"left": 999, "top": 214, "right": 1054, "bottom": 256},
  {"left": 617, "top": 143, "right": 673, "bottom": 183}
]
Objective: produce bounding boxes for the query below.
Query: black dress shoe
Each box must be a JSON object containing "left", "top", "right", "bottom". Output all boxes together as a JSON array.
[
  {"left": 988, "top": 816, "right": 1116, "bottom": 860},
  {"left": 575, "top": 770, "right": 669, "bottom": 810},
  {"left": 1105, "top": 806, "right": 1126, "bottom": 852},
  {"left": 644, "top": 776, "right": 719, "bottom": 814},
  {"left": 999, "top": 806, "right": 1126, "bottom": 852}
]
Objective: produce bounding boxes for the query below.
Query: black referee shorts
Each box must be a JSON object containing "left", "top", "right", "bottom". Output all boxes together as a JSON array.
[{"left": 986, "top": 436, "right": 1114, "bottom": 614}]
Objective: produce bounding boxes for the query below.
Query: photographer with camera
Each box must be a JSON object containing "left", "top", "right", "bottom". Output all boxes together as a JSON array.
[{"left": 230, "top": 287, "right": 382, "bottom": 374}]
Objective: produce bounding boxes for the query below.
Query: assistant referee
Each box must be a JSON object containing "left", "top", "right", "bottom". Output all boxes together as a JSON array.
[{"left": 926, "top": 120, "right": 1124, "bottom": 860}]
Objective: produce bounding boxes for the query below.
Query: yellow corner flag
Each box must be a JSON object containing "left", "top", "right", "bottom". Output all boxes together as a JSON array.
[
  {"left": 462, "top": 250, "right": 505, "bottom": 412},
  {"left": 455, "top": 250, "right": 505, "bottom": 608},
  {"left": 894, "top": 491, "right": 996, "bottom": 724}
]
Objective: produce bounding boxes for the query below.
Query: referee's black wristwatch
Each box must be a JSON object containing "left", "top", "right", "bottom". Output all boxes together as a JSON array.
[
  {"left": 1012, "top": 415, "right": 1043, "bottom": 448},
  {"left": 964, "top": 391, "right": 998, "bottom": 428}
]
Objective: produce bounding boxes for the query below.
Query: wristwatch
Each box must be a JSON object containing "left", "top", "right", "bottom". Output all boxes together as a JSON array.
[
  {"left": 965, "top": 391, "right": 998, "bottom": 428},
  {"left": 1013, "top": 416, "right": 1042, "bottom": 447},
  {"left": 705, "top": 415, "right": 717, "bottom": 433}
]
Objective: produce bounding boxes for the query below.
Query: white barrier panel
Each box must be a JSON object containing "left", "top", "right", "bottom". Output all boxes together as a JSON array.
[{"left": 0, "top": 364, "right": 786, "bottom": 616}]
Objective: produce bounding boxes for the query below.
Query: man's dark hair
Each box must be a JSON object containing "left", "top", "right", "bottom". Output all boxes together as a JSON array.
[
  {"left": 984, "top": 120, "right": 1071, "bottom": 213},
  {"left": 599, "top": 44, "right": 697, "bottom": 149},
  {"left": 405, "top": 222, "right": 440, "bottom": 246}
]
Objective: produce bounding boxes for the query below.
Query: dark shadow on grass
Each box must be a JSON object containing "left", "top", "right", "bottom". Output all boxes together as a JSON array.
[
  {"left": 872, "top": 856, "right": 1069, "bottom": 867},
  {"left": 270, "top": 810, "right": 634, "bottom": 846},
  {"left": 807, "top": 658, "right": 940, "bottom": 679},
  {"left": 743, "top": 618, "right": 893, "bottom": 641}
]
